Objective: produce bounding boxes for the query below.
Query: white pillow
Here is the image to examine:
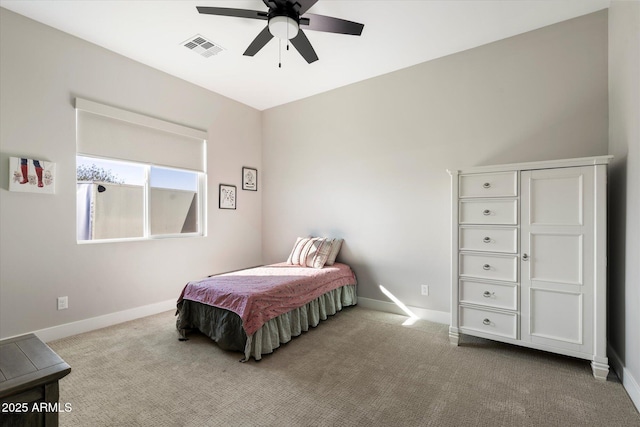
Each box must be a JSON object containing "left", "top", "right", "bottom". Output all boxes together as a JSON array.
[
  {"left": 325, "top": 238, "right": 343, "bottom": 266},
  {"left": 310, "top": 238, "right": 332, "bottom": 269},
  {"left": 287, "top": 237, "right": 306, "bottom": 265},
  {"left": 287, "top": 237, "right": 332, "bottom": 269}
]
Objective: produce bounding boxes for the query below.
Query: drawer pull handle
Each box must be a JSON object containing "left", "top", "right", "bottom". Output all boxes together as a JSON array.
[
  {"left": 522, "top": 253, "right": 529, "bottom": 261},
  {"left": 483, "top": 264, "right": 491, "bottom": 270},
  {"left": 483, "top": 182, "right": 491, "bottom": 189},
  {"left": 483, "top": 318, "right": 491, "bottom": 325},
  {"left": 483, "top": 291, "right": 494, "bottom": 298},
  {"left": 483, "top": 237, "right": 491, "bottom": 243},
  {"left": 483, "top": 209, "right": 491, "bottom": 216}
]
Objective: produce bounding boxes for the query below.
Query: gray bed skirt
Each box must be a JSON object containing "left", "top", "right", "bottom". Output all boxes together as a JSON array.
[{"left": 176, "top": 284, "right": 357, "bottom": 361}]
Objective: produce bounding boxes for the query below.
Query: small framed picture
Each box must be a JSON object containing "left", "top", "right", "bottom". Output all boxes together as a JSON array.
[
  {"left": 219, "top": 184, "right": 236, "bottom": 209},
  {"left": 242, "top": 167, "right": 258, "bottom": 191},
  {"left": 9, "top": 156, "right": 56, "bottom": 194}
]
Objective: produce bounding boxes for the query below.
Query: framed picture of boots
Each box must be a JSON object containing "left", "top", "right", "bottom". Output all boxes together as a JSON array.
[{"left": 9, "top": 157, "right": 56, "bottom": 194}]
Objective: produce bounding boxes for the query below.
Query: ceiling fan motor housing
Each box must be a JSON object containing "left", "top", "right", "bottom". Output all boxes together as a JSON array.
[{"left": 268, "top": 7, "right": 300, "bottom": 40}]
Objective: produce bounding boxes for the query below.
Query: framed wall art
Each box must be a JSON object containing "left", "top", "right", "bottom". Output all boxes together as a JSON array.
[
  {"left": 242, "top": 167, "right": 257, "bottom": 191},
  {"left": 219, "top": 184, "right": 236, "bottom": 209},
  {"left": 9, "top": 156, "right": 56, "bottom": 194}
]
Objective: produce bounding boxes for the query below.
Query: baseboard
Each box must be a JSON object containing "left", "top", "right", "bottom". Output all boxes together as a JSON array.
[
  {"left": 608, "top": 343, "right": 640, "bottom": 412},
  {"left": 357, "top": 297, "right": 449, "bottom": 325},
  {"left": 30, "top": 299, "right": 176, "bottom": 343}
]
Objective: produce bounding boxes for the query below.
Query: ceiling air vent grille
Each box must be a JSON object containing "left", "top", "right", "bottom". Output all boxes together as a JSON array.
[{"left": 183, "top": 34, "right": 224, "bottom": 58}]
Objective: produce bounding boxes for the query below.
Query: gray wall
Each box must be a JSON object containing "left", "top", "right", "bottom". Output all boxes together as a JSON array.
[
  {"left": 262, "top": 11, "right": 608, "bottom": 317},
  {"left": 0, "top": 9, "right": 263, "bottom": 338},
  {"left": 608, "top": 0, "right": 640, "bottom": 405}
]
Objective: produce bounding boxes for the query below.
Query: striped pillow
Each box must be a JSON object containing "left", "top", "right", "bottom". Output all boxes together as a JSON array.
[
  {"left": 325, "top": 238, "right": 343, "bottom": 266},
  {"left": 287, "top": 237, "right": 332, "bottom": 268}
]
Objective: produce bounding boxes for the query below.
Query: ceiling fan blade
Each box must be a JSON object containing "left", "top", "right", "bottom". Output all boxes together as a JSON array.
[
  {"left": 243, "top": 26, "right": 274, "bottom": 57},
  {"left": 301, "top": 13, "right": 364, "bottom": 36},
  {"left": 290, "top": 30, "right": 318, "bottom": 64},
  {"left": 293, "top": 0, "right": 319, "bottom": 15},
  {"left": 196, "top": 7, "right": 267, "bottom": 21},
  {"left": 262, "top": 0, "right": 285, "bottom": 8}
]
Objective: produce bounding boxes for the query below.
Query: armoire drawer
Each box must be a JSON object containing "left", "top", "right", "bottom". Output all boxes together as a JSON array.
[
  {"left": 459, "top": 199, "right": 517, "bottom": 225},
  {"left": 459, "top": 253, "right": 518, "bottom": 282},
  {"left": 459, "top": 172, "right": 517, "bottom": 198},
  {"left": 459, "top": 226, "right": 517, "bottom": 253},
  {"left": 459, "top": 279, "right": 518, "bottom": 310},
  {"left": 459, "top": 306, "right": 517, "bottom": 339}
]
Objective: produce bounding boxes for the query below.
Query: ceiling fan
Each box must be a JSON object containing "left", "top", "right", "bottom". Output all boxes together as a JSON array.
[{"left": 196, "top": 0, "right": 364, "bottom": 64}]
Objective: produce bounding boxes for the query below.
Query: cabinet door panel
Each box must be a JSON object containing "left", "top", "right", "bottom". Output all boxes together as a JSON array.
[
  {"left": 529, "top": 174, "right": 583, "bottom": 226},
  {"left": 521, "top": 167, "right": 594, "bottom": 353},
  {"left": 529, "top": 288, "right": 582, "bottom": 344},
  {"left": 530, "top": 233, "right": 583, "bottom": 285}
]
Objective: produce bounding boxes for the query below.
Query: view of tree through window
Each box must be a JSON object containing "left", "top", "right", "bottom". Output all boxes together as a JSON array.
[{"left": 76, "top": 163, "right": 124, "bottom": 184}]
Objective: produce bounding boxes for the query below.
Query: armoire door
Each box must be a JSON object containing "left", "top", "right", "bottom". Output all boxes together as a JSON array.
[{"left": 520, "top": 166, "right": 594, "bottom": 354}]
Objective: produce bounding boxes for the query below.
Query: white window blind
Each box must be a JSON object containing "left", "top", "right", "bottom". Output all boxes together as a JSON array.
[{"left": 75, "top": 98, "right": 207, "bottom": 172}]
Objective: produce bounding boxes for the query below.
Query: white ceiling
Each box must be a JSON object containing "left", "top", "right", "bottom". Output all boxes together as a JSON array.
[{"left": 1, "top": 0, "right": 610, "bottom": 111}]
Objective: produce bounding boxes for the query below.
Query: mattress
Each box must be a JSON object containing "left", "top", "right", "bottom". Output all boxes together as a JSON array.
[{"left": 176, "top": 263, "right": 357, "bottom": 360}]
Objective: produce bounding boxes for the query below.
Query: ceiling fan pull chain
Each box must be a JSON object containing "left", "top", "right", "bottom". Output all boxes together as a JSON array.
[{"left": 278, "top": 39, "right": 282, "bottom": 68}]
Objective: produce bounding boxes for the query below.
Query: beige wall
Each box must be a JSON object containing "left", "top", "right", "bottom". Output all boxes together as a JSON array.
[
  {"left": 262, "top": 11, "right": 608, "bottom": 317},
  {"left": 0, "top": 9, "right": 263, "bottom": 338},
  {"left": 608, "top": 0, "right": 640, "bottom": 408}
]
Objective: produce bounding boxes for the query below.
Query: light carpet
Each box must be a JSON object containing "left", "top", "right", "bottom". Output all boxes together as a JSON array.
[{"left": 48, "top": 306, "right": 640, "bottom": 426}]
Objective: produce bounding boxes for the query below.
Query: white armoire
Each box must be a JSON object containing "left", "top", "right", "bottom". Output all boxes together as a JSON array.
[{"left": 448, "top": 156, "right": 611, "bottom": 380}]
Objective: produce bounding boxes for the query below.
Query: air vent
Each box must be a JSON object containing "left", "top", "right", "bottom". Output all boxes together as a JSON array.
[{"left": 182, "top": 34, "right": 225, "bottom": 58}]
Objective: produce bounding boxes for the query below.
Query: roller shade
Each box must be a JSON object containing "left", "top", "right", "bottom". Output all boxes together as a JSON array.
[{"left": 75, "top": 98, "right": 207, "bottom": 172}]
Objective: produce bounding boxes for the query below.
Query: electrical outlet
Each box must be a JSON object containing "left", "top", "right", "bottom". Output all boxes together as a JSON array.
[
  {"left": 421, "top": 285, "right": 429, "bottom": 296},
  {"left": 57, "top": 296, "right": 68, "bottom": 310}
]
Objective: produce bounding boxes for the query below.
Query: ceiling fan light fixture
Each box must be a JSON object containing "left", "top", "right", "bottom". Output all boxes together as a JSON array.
[{"left": 268, "top": 15, "right": 299, "bottom": 40}]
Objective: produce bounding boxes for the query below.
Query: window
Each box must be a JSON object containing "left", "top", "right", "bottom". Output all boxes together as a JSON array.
[
  {"left": 77, "top": 156, "right": 144, "bottom": 240},
  {"left": 150, "top": 165, "right": 200, "bottom": 235},
  {"left": 75, "top": 98, "right": 207, "bottom": 242}
]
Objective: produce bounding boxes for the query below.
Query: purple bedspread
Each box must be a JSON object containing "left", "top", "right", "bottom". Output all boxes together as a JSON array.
[{"left": 178, "top": 263, "right": 357, "bottom": 335}]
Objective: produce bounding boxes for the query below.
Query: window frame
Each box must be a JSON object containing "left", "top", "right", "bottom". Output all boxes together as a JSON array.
[{"left": 77, "top": 155, "right": 207, "bottom": 244}]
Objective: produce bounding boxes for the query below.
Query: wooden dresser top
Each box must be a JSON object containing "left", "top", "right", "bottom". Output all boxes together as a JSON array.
[{"left": 0, "top": 334, "right": 70, "bottom": 398}]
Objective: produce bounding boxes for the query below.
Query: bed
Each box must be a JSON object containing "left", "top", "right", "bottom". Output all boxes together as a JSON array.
[{"left": 176, "top": 237, "right": 357, "bottom": 361}]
